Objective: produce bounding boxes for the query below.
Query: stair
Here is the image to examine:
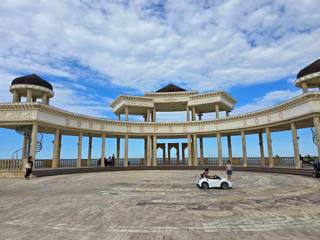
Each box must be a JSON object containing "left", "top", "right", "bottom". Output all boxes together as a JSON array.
[
  {"left": 11, "top": 129, "right": 43, "bottom": 161},
  {"left": 36, "top": 133, "right": 43, "bottom": 153},
  {"left": 312, "top": 127, "right": 317, "bottom": 145},
  {"left": 33, "top": 166, "right": 314, "bottom": 178}
]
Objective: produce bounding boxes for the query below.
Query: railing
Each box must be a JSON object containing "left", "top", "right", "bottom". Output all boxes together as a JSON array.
[
  {"left": 274, "top": 157, "right": 295, "bottom": 166},
  {"left": 2, "top": 156, "right": 318, "bottom": 171},
  {"left": 198, "top": 157, "right": 298, "bottom": 166},
  {"left": 119, "top": 158, "right": 144, "bottom": 166},
  {"left": 0, "top": 159, "right": 22, "bottom": 170},
  {"left": 35, "top": 159, "right": 101, "bottom": 168},
  {"left": 156, "top": 158, "right": 188, "bottom": 165}
]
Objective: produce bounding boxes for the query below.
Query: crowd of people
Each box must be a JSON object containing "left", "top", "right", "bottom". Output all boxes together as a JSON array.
[
  {"left": 299, "top": 154, "right": 318, "bottom": 167},
  {"left": 98, "top": 154, "right": 116, "bottom": 166}
]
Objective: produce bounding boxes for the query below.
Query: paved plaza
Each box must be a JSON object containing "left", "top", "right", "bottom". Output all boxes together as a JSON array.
[{"left": 1, "top": 170, "right": 320, "bottom": 240}]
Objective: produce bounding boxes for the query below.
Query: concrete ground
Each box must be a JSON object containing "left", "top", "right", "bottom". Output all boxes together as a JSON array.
[{"left": 0, "top": 170, "right": 320, "bottom": 240}]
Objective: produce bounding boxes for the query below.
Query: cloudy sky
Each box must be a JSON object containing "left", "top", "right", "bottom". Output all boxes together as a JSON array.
[{"left": 0, "top": 0, "right": 319, "bottom": 158}]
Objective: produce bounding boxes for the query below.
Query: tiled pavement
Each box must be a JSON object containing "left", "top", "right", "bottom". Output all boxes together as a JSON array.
[{"left": 0, "top": 170, "right": 320, "bottom": 240}]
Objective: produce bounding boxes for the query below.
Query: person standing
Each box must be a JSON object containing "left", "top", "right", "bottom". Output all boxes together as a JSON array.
[
  {"left": 226, "top": 160, "right": 232, "bottom": 181},
  {"left": 25, "top": 156, "right": 33, "bottom": 180},
  {"left": 111, "top": 154, "right": 115, "bottom": 166}
]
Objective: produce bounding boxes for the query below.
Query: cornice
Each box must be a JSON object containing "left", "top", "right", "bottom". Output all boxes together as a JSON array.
[
  {"left": 1, "top": 92, "right": 319, "bottom": 129},
  {"left": 10, "top": 84, "right": 54, "bottom": 97},
  {"left": 295, "top": 72, "right": 320, "bottom": 87},
  {"left": 144, "top": 91, "right": 198, "bottom": 97},
  {"left": 190, "top": 90, "right": 237, "bottom": 104},
  {"left": 110, "top": 95, "right": 153, "bottom": 108}
]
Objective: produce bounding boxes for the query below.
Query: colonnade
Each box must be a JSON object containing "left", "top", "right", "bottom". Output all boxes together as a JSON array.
[
  {"left": 12, "top": 89, "right": 50, "bottom": 105},
  {"left": 24, "top": 116, "right": 320, "bottom": 169}
]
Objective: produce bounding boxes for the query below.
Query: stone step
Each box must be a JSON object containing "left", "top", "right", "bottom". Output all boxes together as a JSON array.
[{"left": 33, "top": 166, "right": 314, "bottom": 178}]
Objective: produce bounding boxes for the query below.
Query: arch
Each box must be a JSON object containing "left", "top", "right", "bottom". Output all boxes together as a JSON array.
[{"left": 168, "top": 143, "right": 180, "bottom": 165}]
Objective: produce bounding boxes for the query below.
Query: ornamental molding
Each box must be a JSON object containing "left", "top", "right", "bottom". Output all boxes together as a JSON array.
[
  {"left": 10, "top": 84, "right": 54, "bottom": 97},
  {"left": 144, "top": 91, "right": 198, "bottom": 97},
  {"left": 190, "top": 90, "right": 237, "bottom": 104},
  {"left": 295, "top": 72, "right": 320, "bottom": 85}
]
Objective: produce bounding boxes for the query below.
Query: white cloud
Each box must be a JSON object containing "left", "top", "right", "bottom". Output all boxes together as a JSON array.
[
  {"left": 0, "top": 0, "right": 319, "bottom": 92},
  {"left": 233, "top": 89, "right": 301, "bottom": 114},
  {"left": 0, "top": 70, "right": 17, "bottom": 102},
  {"left": 51, "top": 83, "right": 114, "bottom": 117}
]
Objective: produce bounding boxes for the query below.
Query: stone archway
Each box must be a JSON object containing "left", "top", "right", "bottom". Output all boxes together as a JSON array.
[
  {"left": 156, "top": 143, "right": 166, "bottom": 165},
  {"left": 168, "top": 143, "right": 180, "bottom": 165},
  {"left": 181, "top": 143, "right": 188, "bottom": 165}
]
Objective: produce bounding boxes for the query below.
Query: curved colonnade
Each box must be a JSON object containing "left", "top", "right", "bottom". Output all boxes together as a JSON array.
[
  {"left": 1, "top": 59, "right": 320, "bottom": 177},
  {"left": 0, "top": 92, "right": 319, "bottom": 174}
]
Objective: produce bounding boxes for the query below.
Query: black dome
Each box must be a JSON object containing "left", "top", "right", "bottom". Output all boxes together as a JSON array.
[
  {"left": 11, "top": 74, "right": 53, "bottom": 91},
  {"left": 156, "top": 84, "right": 186, "bottom": 92},
  {"left": 297, "top": 59, "right": 320, "bottom": 79}
]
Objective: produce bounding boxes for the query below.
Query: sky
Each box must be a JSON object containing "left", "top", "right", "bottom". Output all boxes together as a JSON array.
[{"left": 0, "top": 0, "right": 319, "bottom": 160}]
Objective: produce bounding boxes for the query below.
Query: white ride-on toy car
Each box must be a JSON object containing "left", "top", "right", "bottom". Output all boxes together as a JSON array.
[{"left": 197, "top": 175, "right": 232, "bottom": 190}]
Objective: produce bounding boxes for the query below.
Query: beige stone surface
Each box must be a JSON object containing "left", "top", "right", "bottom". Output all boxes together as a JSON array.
[{"left": 0, "top": 170, "right": 320, "bottom": 240}]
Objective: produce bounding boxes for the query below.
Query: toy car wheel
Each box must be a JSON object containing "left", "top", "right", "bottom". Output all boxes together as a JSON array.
[
  {"left": 201, "top": 182, "right": 209, "bottom": 189},
  {"left": 221, "top": 182, "right": 229, "bottom": 190}
]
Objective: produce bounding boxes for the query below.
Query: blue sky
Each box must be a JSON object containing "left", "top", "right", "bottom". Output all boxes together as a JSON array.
[{"left": 0, "top": 0, "right": 319, "bottom": 159}]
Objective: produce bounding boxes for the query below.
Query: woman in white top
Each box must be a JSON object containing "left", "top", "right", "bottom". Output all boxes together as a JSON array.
[{"left": 226, "top": 160, "right": 232, "bottom": 181}]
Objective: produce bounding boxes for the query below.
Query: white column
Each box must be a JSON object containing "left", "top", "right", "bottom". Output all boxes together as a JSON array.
[
  {"left": 124, "top": 134, "right": 128, "bottom": 167},
  {"left": 116, "top": 137, "right": 120, "bottom": 167},
  {"left": 125, "top": 107, "right": 129, "bottom": 121},
  {"left": 101, "top": 134, "right": 105, "bottom": 167},
  {"left": 22, "top": 132, "right": 28, "bottom": 159},
  {"left": 144, "top": 137, "right": 147, "bottom": 165},
  {"left": 187, "top": 135, "right": 192, "bottom": 166},
  {"left": 192, "top": 134, "right": 198, "bottom": 166},
  {"left": 291, "top": 122, "right": 301, "bottom": 169},
  {"left": 217, "top": 133, "right": 223, "bottom": 166},
  {"left": 57, "top": 134, "right": 62, "bottom": 164},
  {"left": 301, "top": 82, "right": 308, "bottom": 93},
  {"left": 146, "top": 135, "right": 151, "bottom": 166},
  {"left": 147, "top": 108, "right": 151, "bottom": 122},
  {"left": 266, "top": 127, "right": 274, "bottom": 167},
  {"left": 227, "top": 135, "right": 232, "bottom": 162},
  {"left": 27, "top": 89, "right": 32, "bottom": 102},
  {"left": 77, "top": 132, "right": 83, "bottom": 168},
  {"left": 42, "top": 93, "right": 48, "bottom": 104},
  {"left": 153, "top": 107, "right": 156, "bottom": 122},
  {"left": 241, "top": 130, "right": 247, "bottom": 167},
  {"left": 192, "top": 107, "right": 196, "bottom": 121},
  {"left": 313, "top": 117, "right": 320, "bottom": 160},
  {"left": 30, "top": 123, "right": 38, "bottom": 168},
  {"left": 52, "top": 128, "right": 60, "bottom": 168},
  {"left": 215, "top": 104, "right": 220, "bottom": 118},
  {"left": 13, "top": 90, "right": 19, "bottom": 102},
  {"left": 153, "top": 135, "right": 157, "bottom": 166},
  {"left": 199, "top": 137, "right": 204, "bottom": 165},
  {"left": 259, "top": 132, "right": 265, "bottom": 166},
  {"left": 186, "top": 105, "right": 190, "bottom": 121},
  {"left": 88, "top": 136, "right": 92, "bottom": 167}
]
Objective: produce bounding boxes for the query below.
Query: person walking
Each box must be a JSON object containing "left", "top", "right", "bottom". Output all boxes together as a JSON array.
[
  {"left": 25, "top": 156, "right": 33, "bottom": 180},
  {"left": 226, "top": 160, "right": 232, "bottom": 181}
]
